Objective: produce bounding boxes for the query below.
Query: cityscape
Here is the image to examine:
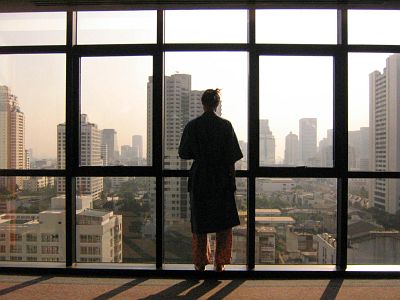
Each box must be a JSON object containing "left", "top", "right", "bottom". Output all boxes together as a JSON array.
[{"left": 1, "top": 54, "right": 400, "bottom": 265}]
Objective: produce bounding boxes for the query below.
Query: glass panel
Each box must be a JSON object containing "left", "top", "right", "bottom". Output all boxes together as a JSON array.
[
  {"left": 80, "top": 56, "right": 152, "bottom": 166},
  {"left": 165, "top": 10, "right": 247, "bottom": 43},
  {"left": 348, "top": 179, "right": 400, "bottom": 264},
  {"left": 348, "top": 53, "right": 400, "bottom": 171},
  {"left": 259, "top": 56, "right": 333, "bottom": 167},
  {"left": 76, "top": 177, "right": 155, "bottom": 263},
  {"left": 0, "top": 176, "right": 64, "bottom": 263},
  {"left": 77, "top": 11, "right": 157, "bottom": 44},
  {"left": 164, "top": 177, "right": 246, "bottom": 266},
  {"left": 348, "top": 10, "right": 400, "bottom": 45},
  {"left": 256, "top": 178, "right": 337, "bottom": 265},
  {"left": 164, "top": 52, "right": 248, "bottom": 170},
  {"left": 0, "top": 54, "right": 66, "bottom": 169},
  {"left": 256, "top": 9, "right": 337, "bottom": 44},
  {"left": 0, "top": 12, "right": 66, "bottom": 46}
]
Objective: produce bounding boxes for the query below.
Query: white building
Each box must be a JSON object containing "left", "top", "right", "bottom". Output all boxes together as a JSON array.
[
  {"left": 0, "top": 85, "right": 26, "bottom": 192},
  {"left": 256, "top": 178, "right": 295, "bottom": 194},
  {"left": 23, "top": 177, "right": 54, "bottom": 191},
  {"left": 260, "top": 119, "right": 275, "bottom": 166},
  {"left": 0, "top": 195, "right": 122, "bottom": 263},
  {"left": 57, "top": 114, "right": 103, "bottom": 201},
  {"left": 147, "top": 74, "right": 219, "bottom": 225},
  {"left": 315, "top": 233, "right": 336, "bottom": 264},
  {"left": 369, "top": 54, "right": 400, "bottom": 214},
  {"left": 299, "top": 118, "right": 317, "bottom": 166}
]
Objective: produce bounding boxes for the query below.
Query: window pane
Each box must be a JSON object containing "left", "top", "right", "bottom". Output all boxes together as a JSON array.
[
  {"left": 348, "top": 53, "right": 400, "bottom": 171},
  {"left": 0, "top": 176, "right": 64, "bottom": 263},
  {"left": 256, "top": 9, "right": 337, "bottom": 44},
  {"left": 260, "top": 56, "right": 333, "bottom": 167},
  {"left": 348, "top": 10, "right": 400, "bottom": 45},
  {"left": 76, "top": 177, "right": 155, "bottom": 264},
  {"left": 348, "top": 179, "right": 400, "bottom": 264},
  {"left": 80, "top": 56, "right": 152, "bottom": 166},
  {"left": 77, "top": 11, "right": 157, "bottom": 44},
  {"left": 165, "top": 10, "right": 247, "bottom": 43},
  {"left": 164, "top": 177, "right": 246, "bottom": 267},
  {"left": 256, "top": 178, "right": 337, "bottom": 265},
  {"left": 0, "top": 54, "right": 65, "bottom": 170},
  {"left": 0, "top": 12, "right": 66, "bottom": 46},
  {"left": 163, "top": 52, "right": 248, "bottom": 170}
]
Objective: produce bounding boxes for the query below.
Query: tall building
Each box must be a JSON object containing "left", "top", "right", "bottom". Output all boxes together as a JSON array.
[
  {"left": 284, "top": 132, "right": 299, "bottom": 166},
  {"left": 299, "top": 118, "right": 317, "bottom": 166},
  {"left": 147, "top": 74, "right": 221, "bottom": 225},
  {"left": 132, "top": 135, "right": 143, "bottom": 164},
  {"left": 259, "top": 119, "right": 275, "bottom": 165},
  {"left": 101, "top": 129, "right": 119, "bottom": 165},
  {"left": 57, "top": 114, "right": 103, "bottom": 201},
  {"left": 0, "top": 85, "right": 25, "bottom": 192},
  {"left": 369, "top": 54, "right": 400, "bottom": 214},
  {"left": 349, "top": 127, "right": 370, "bottom": 170}
]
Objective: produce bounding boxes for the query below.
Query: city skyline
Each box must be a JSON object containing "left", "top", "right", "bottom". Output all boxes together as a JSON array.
[{"left": 0, "top": 11, "right": 398, "bottom": 161}]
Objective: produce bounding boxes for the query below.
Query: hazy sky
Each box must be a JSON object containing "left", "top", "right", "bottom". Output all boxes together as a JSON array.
[{"left": 0, "top": 9, "right": 399, "bottom": 161}]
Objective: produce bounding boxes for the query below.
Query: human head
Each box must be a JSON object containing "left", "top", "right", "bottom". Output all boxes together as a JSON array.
[{"left": 201, "top": 88, "right": 221, "bottom": 112}]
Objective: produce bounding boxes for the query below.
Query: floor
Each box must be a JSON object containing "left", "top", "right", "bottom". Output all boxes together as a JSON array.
[{"left": 0, "top": 275, "right": 399, "bottom": 299}]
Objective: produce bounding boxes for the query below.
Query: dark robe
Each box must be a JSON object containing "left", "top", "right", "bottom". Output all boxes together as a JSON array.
[{"left": 178, "top": 111, "right": 243, "bottom": 234}]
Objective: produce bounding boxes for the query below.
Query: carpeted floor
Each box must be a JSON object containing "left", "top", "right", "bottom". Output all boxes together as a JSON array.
[{"left": 0, "top": 275, "right": 399, "bottom": 299}]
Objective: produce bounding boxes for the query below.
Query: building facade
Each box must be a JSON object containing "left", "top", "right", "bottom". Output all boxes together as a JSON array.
[
  {"left": 369, "top": 54, "right": 400, "bottom": 214},
  {"left": 57, "top": 114, "right": 103, "bottom": 201},
  {"left": 299, "top": 118, "right": 317, "bottom": 166}
]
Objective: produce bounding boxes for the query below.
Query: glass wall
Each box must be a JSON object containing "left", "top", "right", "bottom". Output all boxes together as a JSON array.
[{"left": 1, "top": 5, "right": 400, "bottom": 273}]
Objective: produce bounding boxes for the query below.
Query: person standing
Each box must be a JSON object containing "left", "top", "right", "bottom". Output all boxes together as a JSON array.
[{"left": 178, "top": 88, "right": 243, "bottom": 272}]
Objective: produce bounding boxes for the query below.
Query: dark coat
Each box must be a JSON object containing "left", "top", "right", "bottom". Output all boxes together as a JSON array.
[{"left": 178, "top": 111, "right": 243, "bottom": 234}]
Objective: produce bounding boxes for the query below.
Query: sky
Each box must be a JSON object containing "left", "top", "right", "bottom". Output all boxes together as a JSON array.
[{"left": 0, "top": 9, "right": 399, "bottom": 161}]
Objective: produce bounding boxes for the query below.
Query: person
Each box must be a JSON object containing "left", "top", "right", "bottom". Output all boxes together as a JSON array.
[{"left": 178, "top": 88, "right": 243, "bottom": 272}]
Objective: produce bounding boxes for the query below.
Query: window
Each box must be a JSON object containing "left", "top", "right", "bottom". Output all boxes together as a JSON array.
[{"left": 1, "top": 4, "right": 400, "bottom": 275}]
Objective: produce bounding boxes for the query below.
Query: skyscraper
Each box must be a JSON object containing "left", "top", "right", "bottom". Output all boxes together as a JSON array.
[
  {"left": 299, "top": 118, "right": 317, "bottom": 166},
  {"left": 259, "top": 119, "right": 275, "bottom": 165},
  {"left": 0, "top": 85, "right": 25, "bottom": 192},
  {"left": 57, "top": 114, "right": 103, "bottom": 201},
  {"left": 147, "top": 74, "right": 219, "bottom": 225},
  {"left": 369, "top": 54, "right": 400, "bottom": 214},
  {"left": 284, "top": 132, "right": 299, "bottom": 166},
  {"left": 132, "top": 135, "right": 143, "bottom": 165},
  {"left": 101, "top": 129, "right": 119, "bottom": 165}
]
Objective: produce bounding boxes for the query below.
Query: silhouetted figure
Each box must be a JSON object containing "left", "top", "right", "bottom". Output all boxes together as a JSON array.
[{"left": 179, "top": 88, "right": 243, "bottom": 272}]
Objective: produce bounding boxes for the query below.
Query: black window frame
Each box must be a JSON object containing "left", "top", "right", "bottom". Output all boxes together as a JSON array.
[{"left": 2, "top": 2, "right": 400, "bottom": 278}]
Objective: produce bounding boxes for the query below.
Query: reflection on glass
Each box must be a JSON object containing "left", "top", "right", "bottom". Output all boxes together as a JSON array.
[
  {"left": 259, "top": 56, "right": 333, "bottom": 167},
  {"left": 348, "top": 10, "right": 400, "bottom": 45},
  {"left": 76, "top": 177, "right": 156, "bottom": 263},
  {"left": 256, "top": 9, "right": 337, "bottom": 44},
  {"left": 80, "top": 56, "right": 152, "bottom": 167},
  {"left": 163, "top": 52, "right": 248, "bottom": 170},
  {"left": 348, "top": 179, "right": 400, "bottom": 264},
  {"left": 77, "top": 11, "right": 157, "bottom": 44},
  {"left": 0, "top": 54, "right": 65, "bottom": 169},
  {"left": 164, "top": 177, "right": 247, "bottom": 265},
  {"left": 256, "top": 178, "right": 336, "bottom": 265},
  {"left": 165, "top": 10, "right": 247, "bottom": 43},
  {"left": 348, "top": 53, "right": 400, "bottom": 172},
  {"left": 0, "top": 176, "right": 65, "bottom": 262},
  {"left": 0, "top": 12, "right": 66, "bottom": 46}
]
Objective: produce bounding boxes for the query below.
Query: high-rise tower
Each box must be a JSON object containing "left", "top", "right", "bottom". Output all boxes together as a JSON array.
[
  {"left": 284, "top": 132, "right": 299, "bottom": 166},
  {"left": 299, "top": 118, "right": 317, "bottom": 166},
  {"left": 57, "top": 114, "right": 103, "bottom": 201},
  {"left": 101, "top": 129, "right": 119, "bottom": 165},
  {"left": 0, "top": 85, "right": 25, "bottom": 192},
  {"left": 369, "top": 54, "right": 400, "bottom": 214},
  {"left": 259, "top": 119, "right": 275, "bottom": 165}
]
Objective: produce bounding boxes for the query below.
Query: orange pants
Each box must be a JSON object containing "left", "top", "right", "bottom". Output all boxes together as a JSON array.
[{"left": 192, "top": 228, "right": 232, "bottom": 266}]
